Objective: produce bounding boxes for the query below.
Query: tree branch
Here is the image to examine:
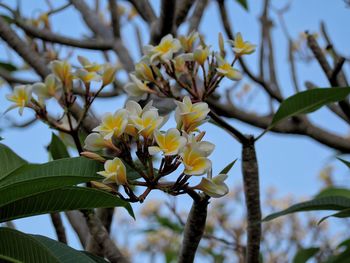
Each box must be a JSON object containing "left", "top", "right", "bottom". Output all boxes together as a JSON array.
[
  {"left": 151, "top": 0, "right": 176, "bottom": 44},
  {"left": 15, "top": 19, "right": 113, "bottom": 50},
  {"left": 179, "top": 196, "right": 209, "bottom": 263},
  {"left": 50, "top": 213, "right": 67, "bottom": 244},
  {"left": 0, "top": 16, "right": 50, "bottom": 78},
  {"left": 83, "top": 210, "right": 129, "bottom": 263},
  {"left": 188, "top": 0, "right": 208, "bottom": 33},
  {"left": 242, "top": 137, "right": 261, "bottom": 263},
  {"left": 208, "top": 98, "right": 350, "bottom": 153},
  {"left": 65, "top": 211, "right": 89, "bottom": 248}
]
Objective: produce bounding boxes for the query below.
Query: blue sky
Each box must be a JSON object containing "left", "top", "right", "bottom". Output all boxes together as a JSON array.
[{"left": 0, "top": 0, "right": 349, "bottom": 260}]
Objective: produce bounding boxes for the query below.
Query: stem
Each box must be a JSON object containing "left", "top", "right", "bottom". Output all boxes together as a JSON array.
[{"left": 242, "top": 136, "right": 261, "bottom": 263}]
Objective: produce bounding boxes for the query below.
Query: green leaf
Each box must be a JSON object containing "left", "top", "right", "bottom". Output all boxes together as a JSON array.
[
  {"left": 48, "top": 133, "right": 70, "bottom": 160},
  {"left": 293, "top": 247, "right": 319, "bottom": 263},
  {"left": 263, "top": 196, "right": 350, "bottom": 222},
  {"left": 0, "top": 61, "right": 17, "bottom": 72},
  {"left": 316, "top": 187, "right": 350, "bottom": 199},
  {"left": 318, "top": 208, "right": 350, "bottom": 224},
  {"left": 270, "top": 88, "right": 350, "bottom": 128},
  {"left": 0, "top": 157, "right": 103, "bottom": 207},
  {"left": 219, "top": 159, "right": 237, "bottom": 174},
  {"left": 0, "top": 143, "right": 27, "bottom": 181},
  {"left": 0, "top": 186, "right": 134, "bottom": 222},
  {"left": 235, "top": 0, "right": 248, "bottom": 10},
  {"left": 337, "top": 157, "right": 350, "bottom": 169},
  {"left": 0, "top": 227, "right": 104, "bottom": 263}
]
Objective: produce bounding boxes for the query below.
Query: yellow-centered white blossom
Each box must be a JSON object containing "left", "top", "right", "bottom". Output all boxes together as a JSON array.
[
  {"left": 93, "top": 109, "right": 129, "bottom": 139},
  {"left": 97, "top": 157, "right": 127, "bottom": 185},
  {"left": 130, "top": 107, "right": 165, "bottom": 138},
  {"left": 50, "top": 60, "right": 73, "bottom": 85},
  {"left": 181, "top": 141, "right": 215, "bottom": 175},
  {"left": 135, "top": 62, "right": 154, "bottom": 82},
  {"left": 84, "top": 133, "right": 111, "bottom": 151},
  {"left": 194, "top": 174, "right": 229, "bottom": 198},
  {"left": 124, "top": 100, "right": 157, "bottom": 136},
  {"left": 178, "top": 31, "right": 199, "bottom": 52},
  {"left": 148, "top": 128, "right": 187, "bottom": 156},
  {"left": 123, "top": 74, "right": 153, "bottom": 99},
  {"left": 227, "top": 32, "right": 256, "bottom": 55},
  {"left": 144, "top": 34, "right": 181, "bottom": 63},
  {"left": 175, "top": 96, "right": 210, "bottom": 132},
  {"left": 74, "top": 69, "right": 101, "bottom": 84},
  {"left": 193, "top": 46, "right": 210, "bottom": 65},
  {"left": 32, "top": 74, "right": 62, "bottom": 103},
  {"left": 215, "top": 54, "right": 242, "bottom": 81},
  {"left": 78, "top": 56, "right": 103, "bottom": 72},
  {"left": 6, "top": 85, "right": 32, "bottom": 115},
  {"left": 102, "top": 64, "right": 118, "bottom": 86}
]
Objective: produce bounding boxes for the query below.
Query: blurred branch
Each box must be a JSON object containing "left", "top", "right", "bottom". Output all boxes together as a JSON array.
[
  {"left": 306, "top": 32, "right": 350, "bottom": 121},
  {"left": 0, "top": 16, "right": 50, "bottom": 78},
  {"left": 179, "top": 196, "right": 209, "bottom": 263},
  {"left": 65, "top": 211, "right": 89, "bottom": 247},
  {"left": 50, "top": 213, "right": 67, "bottom": 244},
  {"left": 175, "top": 0, "right": 195, "bottom": 28},
  {"left": 15, "top": 19, "right": 113, "bottom": 50},
  {"left": 71, "top": 0, "right": 134, "bottom": 72},
  {"left": 84, "top": 210, "right": 129, "bottom": 263},
  {"left": 320, "top": 21, "right": 349, "bottom": 86},
  {"left": 109, "top": 0, "right": 121, "bottom": 38},
  {"left": 188, "top": 0, "right": 208, "bottom": 33},
  {"left": 151, "top": 0, "right": 176, "bottom": 44},
  {"left": 127, "top": 0, "right": 157, "bottom": 25},
  {"left": 86, "top": 208, "right": 114, "bottom": 257},
  {"left": 0, "top": 68, "right": 35, "bottom": 84}
]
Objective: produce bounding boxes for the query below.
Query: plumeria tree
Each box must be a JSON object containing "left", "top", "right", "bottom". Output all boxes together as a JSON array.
[{"left": 0, "top": 1, "right": 350, "bottom": 263}]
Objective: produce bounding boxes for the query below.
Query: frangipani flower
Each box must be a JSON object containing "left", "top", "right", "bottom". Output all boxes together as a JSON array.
[
  {"left": 84, "top": 133, "right": 110, "bottom": 151},
  {"left": 50, "top": 60, "right": 73, "bottom": 85},
  {"left": 6, "top": 85, "right": 32, "bottom": 115},
  {"left": 215, "top": 54, "right": 242, "bottom": 81},
  {"left": 102, "top": 64, "right": 118, "bottom": 86},
  {"left": 144, "top": 34, "right": 181, "bottom": 63},
  {"left": 193, "top": 46, "right": 210, "bottom": 65},
  {"left": 173, "top": 53, "right": 194, "bottom": 73},
  {"left": 179, "top": 31, "right": 199, "bottom": 52},
  {"left": 125, "top": 100, "right": 157, "bottom": 136},
  {"left": 130, "top": 108, "right": 165, "bottom": 138},
  {"left": 135, "top": 62, "right": 154, "bottom": 82},
  {"left": 97, "top": 157, "right": 128, "bottom": 185},
  {"left": 175, "top": 96, "right": 210, "bottom": 132},
  {"left": 149, "top": 128, "right": 187, "bottom": 156},
  {"left": 227, "top": 32, "right": 256, "bottom": 55},
  {"left": 74, "top": 69, "right": 101, "bottom": 84},
  {"left": 78, "top": 56, "right": 103, "bottom": 72},
  {"left": 194, "top": 174, "right": 229, "bottom": 198},
  {"left": 32, "top": 74, "right": 62, "bottom": 103},
  {"left": 181, "top": 141, "right": 215, "bottom": 175},
  {"left": 123, "top": 74, "right": 153, "bottom": 99},
  {"left": 93, "top": 109, "right": 129, "bottom": 139}
]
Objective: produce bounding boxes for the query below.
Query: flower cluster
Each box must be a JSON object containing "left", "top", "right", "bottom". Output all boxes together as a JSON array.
[
  {"left": 123, "top": 31, "right": 256, "bottom": 100},
  {"left": 83, "top": 96, "right": 229, "bottom": 200},
  {"left": 5, "top": 57, "right": 118, "bottom": 128},
  {"left": 4, "top": 31, "right": 256, "bottom": 202}
]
